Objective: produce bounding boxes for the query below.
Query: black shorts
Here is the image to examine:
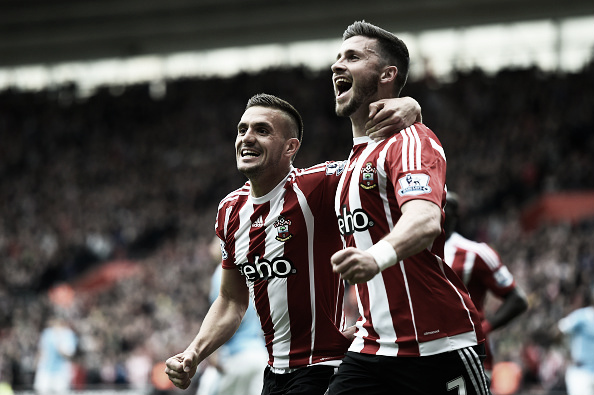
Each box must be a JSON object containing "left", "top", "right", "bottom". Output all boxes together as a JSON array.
[
  {"left": 262, "top": 364, "right": 336, "bottom": 395},
  {"left": 328, "top": 345, "right": 491, "bottom": 395}
]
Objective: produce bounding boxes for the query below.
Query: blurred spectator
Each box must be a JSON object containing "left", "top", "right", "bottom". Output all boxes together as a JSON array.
[
  {"left": 33, "top": 315, "right": 78, "bottom": 394},
  {"left": 490, "top": 361, "right": 522, "bottom": 395},
  {"left": 0, "top": 352, "right": 14, "bottom": 395},
  {"left": 557, "top": 290, "right": 594, "bottom": 395},
  {"left": 125, "top": 343, "right": 152, "bottom": 392}
]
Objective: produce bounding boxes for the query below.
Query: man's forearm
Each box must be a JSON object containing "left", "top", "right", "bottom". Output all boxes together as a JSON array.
[
  {"left": 186, "top": 296, "right": 246, "bottom": 360},
  {"left": 486, "top": 288, "right": 528, "bottom": 332},
  {"left": 383, "top": 200, "right": 441, "bottom": 261}
]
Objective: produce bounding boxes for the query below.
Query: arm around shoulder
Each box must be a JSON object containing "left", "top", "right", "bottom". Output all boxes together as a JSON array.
[{"left": 366, "top": 96, "right": 422, "bottom": 140}]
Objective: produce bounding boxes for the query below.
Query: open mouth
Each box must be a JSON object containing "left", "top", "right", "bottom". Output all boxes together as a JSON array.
[
  {"left": 241, "top": 149, "right": 260, "bottom": 158},
  {"left": 335, "top": 77, "right": 352, "bottom": 98}
]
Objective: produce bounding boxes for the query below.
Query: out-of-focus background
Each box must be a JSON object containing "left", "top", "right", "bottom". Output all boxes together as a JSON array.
[{"left": 1, "top": 1, "right": 594, "bottom": 394}]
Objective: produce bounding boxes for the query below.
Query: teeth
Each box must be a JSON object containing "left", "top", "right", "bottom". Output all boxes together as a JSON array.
[
  {"left": 334, "top": 77, "right": 352, "bottom": 97},
  {"left": 241, "top": 149, "right": 259, "bottom": 157}
]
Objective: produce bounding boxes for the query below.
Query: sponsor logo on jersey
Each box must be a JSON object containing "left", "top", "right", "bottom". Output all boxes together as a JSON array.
[
  {"left": 337, "top": 205, "right": 374, "bottom": 236},
  {"left": 325, "top": 160, "right": 347, "bottom": 176},
  {"left": 494, "top": 266, "right": 514, "bottom": 288},
  {"left": 360, "top": 162, "right": 377, "bottom": 189},
  {"left": 273, "top": 215, "right": 293, "bottom": 242},
  {"left": 237, "top": 255, "right": 297, "bottom": 282},
  {"left": 220, "top": 240, "right": 228, "bottom": 260},
  {"left": 397, "top": 173, "right": 432, "bottom": 196}
]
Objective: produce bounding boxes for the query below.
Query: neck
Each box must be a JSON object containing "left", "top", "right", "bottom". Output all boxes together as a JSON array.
[
  {"left": 249, "top": 166, "right": 292, "bottom": 198},
  {"left": 349, "top": 105, "right": 371, "bottom": 138},
  {"left": 350, "top": 89, "right": 396, "bottom": 138}
]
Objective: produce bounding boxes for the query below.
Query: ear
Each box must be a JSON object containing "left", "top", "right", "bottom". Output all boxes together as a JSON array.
[
  {"left": 285, "top": 138, "right": 300, "bottom": 158},
  {"left": 380, "top": 65, "right": 398, "bottom": 84}
]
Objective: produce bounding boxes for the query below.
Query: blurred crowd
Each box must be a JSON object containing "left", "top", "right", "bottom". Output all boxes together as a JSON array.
[{"left": 1, "top": 61, "right": 593, "bottom": 394}]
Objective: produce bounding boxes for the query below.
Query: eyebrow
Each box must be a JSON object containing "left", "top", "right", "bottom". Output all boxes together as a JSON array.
[
  {"left": 336, "top": 48, "right": 357, "bottom": 60},
  {"left": 237, "top": 121, "right": 271, "bottom": 130},
  {"left": 336, "top": 45, "right": 379, "bottom": 60}
]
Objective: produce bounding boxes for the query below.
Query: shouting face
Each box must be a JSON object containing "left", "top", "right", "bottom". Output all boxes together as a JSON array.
[{"left": 332, "top": 36, "right": 383, "bottom": 118}]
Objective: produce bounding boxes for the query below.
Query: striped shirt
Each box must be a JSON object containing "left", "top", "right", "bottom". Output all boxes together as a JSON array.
[
  {"left": 335, "top": 123, "right": 484, "bottom": 357},
  {"left": 444, "top": 232, "right": 516, "bottom": 320},
  {"left": 215, "top": 162, "right": 351, "bottom": 370},
  {"left": 444, "top": 231, "right": 517, "bottom": 369}
]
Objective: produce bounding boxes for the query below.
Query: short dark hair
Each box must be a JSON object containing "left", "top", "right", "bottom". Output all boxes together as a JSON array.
[
  {"left": 245, "top": 93, "right": 303, "bottom": 143},
  {"left": 343, "top": 20, "right": 410, "bottom": 96}
]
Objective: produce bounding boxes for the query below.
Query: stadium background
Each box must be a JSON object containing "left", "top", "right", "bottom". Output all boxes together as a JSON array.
[{"left": 1, "top": 1, "right": 594, "bottom": 394}]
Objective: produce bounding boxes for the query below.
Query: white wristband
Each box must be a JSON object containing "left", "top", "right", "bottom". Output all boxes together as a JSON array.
[{"left": 366, "top": 240, "right": 398, "bottom": 272}]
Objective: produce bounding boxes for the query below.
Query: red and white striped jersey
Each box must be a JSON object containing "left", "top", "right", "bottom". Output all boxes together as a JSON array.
[
  {"left": 335, "top": 123, "right": 484, "bottom": 357},
  {"left": 444, "top": 231, "right": 517, "bottom": 369},
  {"left": 215, "top": 162, "right": 352, "bottom": 370},
  {"left": 444, "top": 232, "right": 516, "bottom": 318}
]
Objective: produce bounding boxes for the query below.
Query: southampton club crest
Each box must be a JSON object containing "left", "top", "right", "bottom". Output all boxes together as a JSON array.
[
  {"left": 273, "top": 215, "right": 293, "bottom": 242},
  {"left": 360, "top": 162, "right": 377, "bottom": 190}
]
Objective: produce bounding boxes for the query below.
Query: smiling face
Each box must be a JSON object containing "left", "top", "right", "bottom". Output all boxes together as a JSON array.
[
  {"left": 332, "top": 36, "right": 384, "bottom": 118},
  {"left": 235, "top": 106, "right": 299, "bottom": 195}
]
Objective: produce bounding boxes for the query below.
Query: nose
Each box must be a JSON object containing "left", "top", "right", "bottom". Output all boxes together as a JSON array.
[
  {"left": 331, "top": 58, "right": 345, "bottom": 74},
  {"left": 241, "top": 127, "right": 257, "bottom": 143}
]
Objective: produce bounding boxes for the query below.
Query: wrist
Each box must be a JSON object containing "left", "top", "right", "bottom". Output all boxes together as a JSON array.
[{"left": 366, "top": 240, "right": 398, "bottom": 272}]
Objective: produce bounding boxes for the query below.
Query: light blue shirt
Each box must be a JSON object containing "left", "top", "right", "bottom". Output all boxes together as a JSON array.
[
  {"left": 210, "top": 266, "right": 265, "bottom": 360},
  {"left": 559, "top": 306, "right": 594, "bottom": 372},
  {"left": 36, "top": 324, "right": 78, "bottom": 374}
]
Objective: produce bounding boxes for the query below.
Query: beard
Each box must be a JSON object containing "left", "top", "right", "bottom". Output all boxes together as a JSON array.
[
  {"left": 335, "top": 72, "right": 380, "bottom": 117},
  {"left": 238, "top": 164, "right": 261, "bottom": 179},
  {"left": 236, "top": 152, "right": 283, "bottom": 182},
  {"left": 237, "top": 158, "right": 266, "bottom": 181}
]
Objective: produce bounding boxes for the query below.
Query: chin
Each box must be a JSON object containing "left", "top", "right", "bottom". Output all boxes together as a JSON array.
[
  {"left": 335, "top": 101, "right": 356, "bottom": 117},
  {"left": 335, "top": 98, "right": 346, "bottom": 115},
  {"left": 238, "top": 164, "right": 260, "bottom": 179}
]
